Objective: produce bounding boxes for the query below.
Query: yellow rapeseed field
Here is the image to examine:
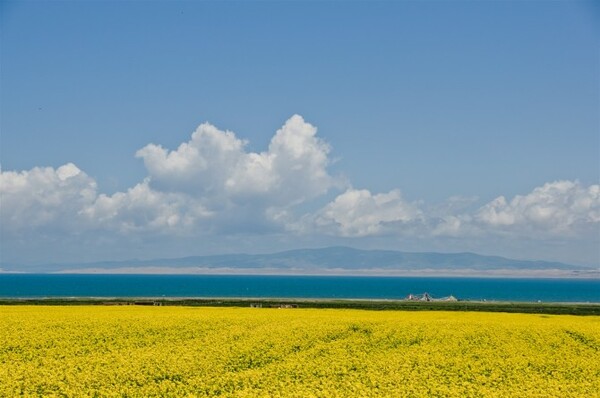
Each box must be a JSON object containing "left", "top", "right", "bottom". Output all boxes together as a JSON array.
[{"left": 1, "top": 306, "right": 598, "bottom": 397}]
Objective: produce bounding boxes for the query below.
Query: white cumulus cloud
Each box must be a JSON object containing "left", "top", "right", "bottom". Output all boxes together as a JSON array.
[
  {"left": 475, "top": 180, "right": 600, "bottom": 235},
  {"left": 310, "top": 188, "right": 423, "bottom": 237},
  {"left": 81, "top": 180, "right": 212, "bottom": 235},
  {"left": 301, "top": 181, "right": 600, "bottom": 241},
  {"left": 0, "top": 163, "right": 97, "bottom": 234},
  {"left": 135, "top": 122, "right": 246, "bottom": 198},
  {"left": 136, "top": 114, "right": 334, "bottom": 208}
]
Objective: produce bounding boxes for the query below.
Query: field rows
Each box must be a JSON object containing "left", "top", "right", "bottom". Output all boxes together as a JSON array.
[{"left": 1, "top": 306, "right": 599, "bottom": 397}]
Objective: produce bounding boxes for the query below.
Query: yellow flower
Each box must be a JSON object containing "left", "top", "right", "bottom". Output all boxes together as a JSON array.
[{"left": 0, "top": 306, "right": 598, "bottom": 397}]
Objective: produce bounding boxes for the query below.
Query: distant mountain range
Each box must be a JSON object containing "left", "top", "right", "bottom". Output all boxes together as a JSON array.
[{"left": 2, "top": 247, "right": 598, "bottom": 277}]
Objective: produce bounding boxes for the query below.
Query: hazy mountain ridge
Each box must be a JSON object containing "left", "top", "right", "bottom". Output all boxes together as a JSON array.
[{"left": 2, "top": 247, "right": 596, "bottom": 276}]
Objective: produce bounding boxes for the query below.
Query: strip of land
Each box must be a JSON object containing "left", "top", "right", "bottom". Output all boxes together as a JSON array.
[
  {"left": 1, "top": 298, "right": 599, "bottom": 315},
  {"left": 42, "top": 267, "right": 599, "bottom": 278}
]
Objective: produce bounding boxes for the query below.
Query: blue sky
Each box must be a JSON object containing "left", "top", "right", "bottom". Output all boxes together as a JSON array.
[{"left": 1, "top": 1, "right": 598, "bottom": 267}]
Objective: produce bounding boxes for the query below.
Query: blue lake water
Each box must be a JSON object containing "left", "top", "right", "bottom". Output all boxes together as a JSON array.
[{"left": 0, "top": 274, "right": 598, "bottom": 302}]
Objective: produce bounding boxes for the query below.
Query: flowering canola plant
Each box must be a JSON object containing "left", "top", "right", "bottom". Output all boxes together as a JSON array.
[{"left": 0, "top": 306, "right": 598, "bottom": 397}]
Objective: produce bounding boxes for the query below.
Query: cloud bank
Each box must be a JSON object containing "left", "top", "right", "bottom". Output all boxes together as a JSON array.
[{"left": 1, "top": 115, "right": 598, "bottom": 265}]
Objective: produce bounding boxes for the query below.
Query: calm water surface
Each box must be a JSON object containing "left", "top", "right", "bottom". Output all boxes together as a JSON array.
[{"left": 0, "top": 274, "right": 599, "bottom": 302}]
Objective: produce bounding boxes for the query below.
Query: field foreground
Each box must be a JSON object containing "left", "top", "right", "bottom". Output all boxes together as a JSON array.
[{"left": 1, "top": 306, "right": 599, "bottom": 397}]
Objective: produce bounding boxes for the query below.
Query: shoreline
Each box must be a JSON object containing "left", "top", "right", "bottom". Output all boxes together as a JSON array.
[
  {"left": 1, "top": 270, "right": 599, "bottom": 279},
  {"left": 2, "top": 296, "right": 599, "bottom": 303},
  {"left": 2, "top": 297, "right": 599, "bottom": 315}
]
